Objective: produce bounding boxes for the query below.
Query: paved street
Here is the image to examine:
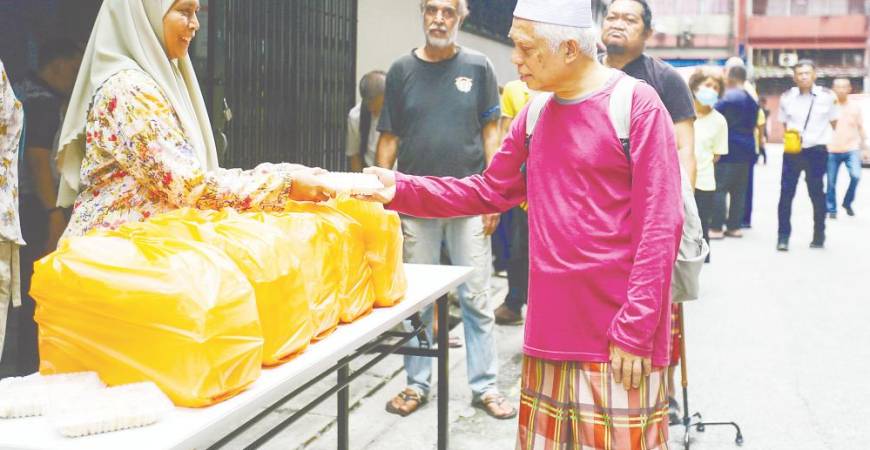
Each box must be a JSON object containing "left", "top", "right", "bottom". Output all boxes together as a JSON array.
[
  {"left": 671, "top": 146, "right": 870, "bottom": 450},
  {"left": 225, "top": 146, "right": 869, "bottom": 450}
]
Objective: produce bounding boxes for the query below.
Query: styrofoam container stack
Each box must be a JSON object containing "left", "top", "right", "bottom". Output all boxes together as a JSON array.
[
  {"left": 319, "top": 172, "right": 384, "bottom": 195},
  {"left": 0, "top": 372, "right": 105, "bottom": 418},
  {"left": 49, "top": 382, "right": 173, "bottom": 438}
]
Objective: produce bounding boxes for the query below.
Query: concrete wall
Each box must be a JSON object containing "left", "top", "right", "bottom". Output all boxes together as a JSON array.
[{"left": 356, "top": 0, "right": 517, "bottom": 102}]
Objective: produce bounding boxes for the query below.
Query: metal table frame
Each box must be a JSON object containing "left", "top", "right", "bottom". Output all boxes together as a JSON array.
[{"left": 210, "top": 297, "right": 451, "bottom": 450}]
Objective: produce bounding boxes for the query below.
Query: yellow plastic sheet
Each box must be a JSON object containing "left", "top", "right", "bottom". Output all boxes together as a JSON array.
[
  {"left": 119, "top": 208, "right": 314, "bottom": 366},
  {"left": 330, "top": 196, "right": 407, "bottom": 307},
  {"left": 245, "top": 211, "right": 341, "bottom": 340},
  {"left": 31, "top": 233, "right": 263, "bottom": 407},
  {"left": 283, "top": 202, "right": 375, "bottom": 323}
]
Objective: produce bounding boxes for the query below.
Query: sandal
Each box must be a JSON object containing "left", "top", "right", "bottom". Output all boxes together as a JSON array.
[
  {"left": 385, "top": 388, "right": 426, "bottom": 417},
  {"left": 472, "top": 392, "right": 517, "bottom": 420}
]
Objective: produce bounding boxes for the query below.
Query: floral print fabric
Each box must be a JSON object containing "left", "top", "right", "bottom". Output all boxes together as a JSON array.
[
  {"left": 0, "top": 60, "right": 24, "bottom": 245},
  {"left": 65, "top": 70, "right": 296, "bottom": 237}
]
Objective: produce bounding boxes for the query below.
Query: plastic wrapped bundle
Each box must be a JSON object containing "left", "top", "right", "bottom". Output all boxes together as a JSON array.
[
  {"left": 49, "top": 382, "right": 173, "bottom": 438},
  {"left": 283, "top": 202, "right": 376, "bottom": 323},
  {"left": 330, "top": 196, "right": 407, "bottom": 307},
  {"left": 245, "top": 211, "right": 342, "bottom": 339},
  {"left": 120, "top": 208, "right": 314, "bottom": 366},
  {"left": 0, "top": 372, "right": 104, "bottom": 418},
  {"left": 31, "top": 233, "right": 263, "bottom": 407}
]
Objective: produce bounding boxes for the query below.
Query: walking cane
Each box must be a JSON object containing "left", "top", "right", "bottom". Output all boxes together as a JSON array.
[{"left": 677, "top": 302, "right": 744, "bottom": 449}]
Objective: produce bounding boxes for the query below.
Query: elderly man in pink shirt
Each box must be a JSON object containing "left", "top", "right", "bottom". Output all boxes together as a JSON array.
[{"left": 358, "top": 0, "right": 682, "bottom": 448}]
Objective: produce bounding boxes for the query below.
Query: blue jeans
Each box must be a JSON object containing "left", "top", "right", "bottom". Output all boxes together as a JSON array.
[
  {"left": 742, "top": 163, "right": 755, "bottom": 227},
  {"left": 400, "top": 216, "right": 498, "bottom": 400},
  {"left": 711, "top": 162, "right": 751, "bottom": 231},
  {"left": 826, "top": 151, "right": 862, "bottom": 213},
  {"left": 504, "top": 207, "right": 528, "bottom": 313},
  {"left": 491, "top": 209, "right": 511, "bottom": 272},
  {"left": 778, "top": 146, "right": 828, "bottom": 241}
]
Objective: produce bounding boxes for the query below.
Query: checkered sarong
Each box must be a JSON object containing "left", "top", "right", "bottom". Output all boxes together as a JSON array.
[{"left": 517, "top": 356, "right": 669, "bottom": 450}]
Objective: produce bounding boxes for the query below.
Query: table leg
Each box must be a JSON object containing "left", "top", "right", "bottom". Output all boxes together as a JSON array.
[
  {"left": 436, "top": 295, "right": 449, "bottom": 450},
  {"left": 337, "top": 365, "right": 350, "bottom": 450}
]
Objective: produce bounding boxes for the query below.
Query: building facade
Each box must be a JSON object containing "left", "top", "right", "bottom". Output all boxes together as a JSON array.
[{"left": 643, "top": 0, "right": 736, "bottom": 67}]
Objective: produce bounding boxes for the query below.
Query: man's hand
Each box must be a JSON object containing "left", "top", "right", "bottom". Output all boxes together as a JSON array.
[
  {"left": 482, "top": 213, "right": 500, "bottom": 235},
  {"left": 289, "top": 168, "right": 335, "bottom": 202},
  {"left": 610, "top": 344, "right": 652, "bottom": 391},
  {"left": 352, "top": 167, "right": 397, "bottom": 204},
  {"left": 46, "top": 211, "right": 67, "bottom": 253}
]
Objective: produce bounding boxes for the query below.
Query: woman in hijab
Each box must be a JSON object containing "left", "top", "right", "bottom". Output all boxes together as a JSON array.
[{"left": 57, "top": 0, "right": 333, "bottom": 238}]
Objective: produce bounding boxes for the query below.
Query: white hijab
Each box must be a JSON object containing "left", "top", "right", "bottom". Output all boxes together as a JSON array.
[{"left": 56, "top": 0, "right": 219, "bottom": 207}]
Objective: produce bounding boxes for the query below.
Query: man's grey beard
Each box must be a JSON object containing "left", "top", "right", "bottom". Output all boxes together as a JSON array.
[
  {"left": 425, "top": 25, "right": 459, "bottom": 49},
  {"left": 605, "top": 43, "right": 627, "bottom": 55}
]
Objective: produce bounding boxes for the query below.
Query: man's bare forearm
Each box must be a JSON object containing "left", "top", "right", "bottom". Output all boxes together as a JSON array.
[
  {"left": 674, "top": 120, "right": 696, "bottom": 187},
  {"left": 482, "top": 120, "right": 500, "bottom": 166},
  {"left": 349, "top": 155, "right": 363, "bottom": 172},
  {"left": 376, "top": 133, "right": 399, "bottom": 169}
]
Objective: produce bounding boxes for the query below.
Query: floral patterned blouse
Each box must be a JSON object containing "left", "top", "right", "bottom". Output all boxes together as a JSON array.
[
  {"left": 65, "top": 69, "right": 297, "bottom": 237},
  {"left": 0, "top": 60, "right": 24, "bottom": 245}
]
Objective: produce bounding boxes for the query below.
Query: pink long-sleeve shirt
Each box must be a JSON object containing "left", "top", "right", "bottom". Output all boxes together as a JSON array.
[{"left": 389, "top": 74, "right": 683, "bottom": 366}]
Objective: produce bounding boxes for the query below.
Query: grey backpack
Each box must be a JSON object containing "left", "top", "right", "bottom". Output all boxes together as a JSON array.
[{"left": 525, "top": 75, "right": 708, "bottom": 302}]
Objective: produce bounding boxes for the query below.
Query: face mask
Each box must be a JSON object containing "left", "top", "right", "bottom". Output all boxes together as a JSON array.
[{"left": 695, "top": 87, "right": 719, "bottom": 107}]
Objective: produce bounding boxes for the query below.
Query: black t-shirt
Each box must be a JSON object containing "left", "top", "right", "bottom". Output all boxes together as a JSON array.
[
  {"left": 16, "top": 73, "right": 63, "bottom": 151},
  {"left": 378, "top": 47, "right": 500, "bottom": 178},
  {"left": 14, "top": 73, "right": 64, "bottom": 196},
  {"left": 619, "top": 54, "right": 695, "bottom": 123}
]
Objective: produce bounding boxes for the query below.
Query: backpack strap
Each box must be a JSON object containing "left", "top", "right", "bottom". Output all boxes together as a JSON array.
[
  {"left": 525, "top": 75, "right": 638, "bottom": 156},
  {"left": 524, "top": 92, "right": 553, "bottom": 150},
  {"left": 608, "top": 75, "right": 639, "bottom": 163}
]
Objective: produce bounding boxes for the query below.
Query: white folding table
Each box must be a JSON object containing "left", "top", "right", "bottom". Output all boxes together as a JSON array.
[{"left": 0, "top": 264, "right": 473, "bottom": 450}]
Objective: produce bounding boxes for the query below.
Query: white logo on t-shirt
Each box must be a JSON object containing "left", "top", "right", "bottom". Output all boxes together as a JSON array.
[{"left": 455, "top": 77, "right": 473, "bottom": 93}]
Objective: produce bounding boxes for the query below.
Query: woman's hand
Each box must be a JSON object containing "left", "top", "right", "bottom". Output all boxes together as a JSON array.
[{"left": 289, "top": 168, "right": 335, "bottom": 202}]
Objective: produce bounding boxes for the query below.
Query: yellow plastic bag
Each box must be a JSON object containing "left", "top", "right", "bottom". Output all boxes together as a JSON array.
[
  {"left": 284, "top": 202, "right": 375, "bottom": 323},
  {"left": 330, "top": 196, "right": 407, "bottom": 307},
  {"left": 31, "top": 233, "right": 263, "bottom": 407},
  {"left": 245, "top": 211, "right": 342, "bottom": 340},
  {"left": 120, "top": 208, "right": 314, "bottom": 366}
]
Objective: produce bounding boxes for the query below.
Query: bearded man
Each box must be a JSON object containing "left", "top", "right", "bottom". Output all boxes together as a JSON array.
[{"left": 375, "top": 0, "right": 515, "bottom": 420}]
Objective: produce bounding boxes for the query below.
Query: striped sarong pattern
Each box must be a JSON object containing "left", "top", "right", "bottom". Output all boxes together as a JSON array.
[{"left": 517, "top": 355, "right": 669, "bottom": 450}]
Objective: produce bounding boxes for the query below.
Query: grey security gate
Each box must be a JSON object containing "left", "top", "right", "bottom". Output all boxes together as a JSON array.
[{"left": 206, "top": 0, "right": 357, "bottom": 171}]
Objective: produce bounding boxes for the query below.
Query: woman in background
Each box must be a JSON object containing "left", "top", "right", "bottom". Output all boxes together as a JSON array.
[{"left": 688, "top": 68, "right": 729, "bottom": 250}]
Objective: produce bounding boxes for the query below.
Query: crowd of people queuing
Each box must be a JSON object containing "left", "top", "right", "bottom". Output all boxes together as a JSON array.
[{"left": 0, "top": 0, "right": 866, "bottom": 449}]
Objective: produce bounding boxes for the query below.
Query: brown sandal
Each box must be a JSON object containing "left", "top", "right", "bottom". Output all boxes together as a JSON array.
[
  {"left": 472, "top": 392, "right": 517, "bottom": 420},
  {"left": 385, "top": 388, "right": 426, "bottom": 417}
]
